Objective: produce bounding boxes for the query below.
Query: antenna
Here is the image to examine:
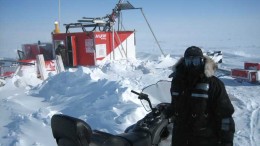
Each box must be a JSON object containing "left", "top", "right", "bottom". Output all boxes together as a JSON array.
[{"left": 58, "top": 0, "right": 61, "bottom": 27}]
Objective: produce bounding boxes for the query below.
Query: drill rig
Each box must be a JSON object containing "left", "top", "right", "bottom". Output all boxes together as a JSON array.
[{"left": 64, "top": 0, "right": 136, "bottom": 33}]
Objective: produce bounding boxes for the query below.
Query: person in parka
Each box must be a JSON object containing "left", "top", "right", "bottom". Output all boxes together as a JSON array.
[
  {"left": 55, "top": 42, "right": 68, "bottom": 66},
  {"left": 168, "top": 46, "right": 235, "bottom": 146}
]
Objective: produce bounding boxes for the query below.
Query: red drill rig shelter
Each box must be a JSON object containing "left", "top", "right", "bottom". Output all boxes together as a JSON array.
[
  {"left": 52, "top": 0, "right": 137, "bottom": 67},
  {"left": 52, "top": 30, "right": 135, "bottom": 67}
]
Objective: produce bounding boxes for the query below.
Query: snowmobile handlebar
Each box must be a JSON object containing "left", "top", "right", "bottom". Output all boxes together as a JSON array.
[
  {"left": 131, "top": 90, "right": 154, "bottom": 112},
  {"left": 130, "top": 90, "right": 141, "bottom": 95},
  {"left": 131, "top": 90, "right": 148, "bottom": 100}
]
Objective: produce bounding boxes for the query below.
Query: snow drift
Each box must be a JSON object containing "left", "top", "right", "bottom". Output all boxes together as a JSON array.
[{"left": 0, "top": 52, "right": 260, "bottom": 146}]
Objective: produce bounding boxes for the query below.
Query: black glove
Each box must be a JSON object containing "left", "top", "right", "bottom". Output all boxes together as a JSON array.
[
  {"left": 165, "top": 105, "right": 173, "bottom": 117},
  {"left": 218, "top": 117, "right": 235, "bottom": 146}
]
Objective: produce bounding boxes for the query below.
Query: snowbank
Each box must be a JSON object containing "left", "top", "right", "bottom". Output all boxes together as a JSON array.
[{"left": 1, "top": 52, "right": 260, "bottom": 146}]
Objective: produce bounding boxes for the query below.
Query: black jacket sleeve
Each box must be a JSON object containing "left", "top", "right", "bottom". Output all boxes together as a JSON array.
[{"left": 209, "top": 77, "right": 235, "bottom": 145}]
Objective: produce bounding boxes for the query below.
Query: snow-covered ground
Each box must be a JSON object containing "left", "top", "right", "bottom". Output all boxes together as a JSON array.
[{"left": 1, "top": 47, "right": 260, "bottom": 146}]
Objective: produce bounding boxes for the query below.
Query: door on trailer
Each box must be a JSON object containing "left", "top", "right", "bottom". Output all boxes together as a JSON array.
[
  {"left": 250, "top": 72, "right": 257, "bottom": 82},
  {"left": 66, "top": 36, "right": 78, "bottom": 67}
]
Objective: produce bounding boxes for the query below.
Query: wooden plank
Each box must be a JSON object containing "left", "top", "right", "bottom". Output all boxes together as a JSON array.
[{"left": 36, "top": 55, "right": 47, "bottom": 80}]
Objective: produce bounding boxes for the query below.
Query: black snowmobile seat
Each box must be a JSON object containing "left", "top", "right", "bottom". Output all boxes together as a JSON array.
[
  {"left": 90, "top": 130, "right": 131, "bottom": 146},
  {"left": 118, "top": 132, "right": 151, "bottom": 146},
  {"left": 51, "top": 114, "right": 92, "bottom": 146}
]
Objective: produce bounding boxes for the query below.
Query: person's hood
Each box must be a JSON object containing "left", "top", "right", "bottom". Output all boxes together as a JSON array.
[{"left": 171, "top": 56, "right": 217, "bottom": 78}]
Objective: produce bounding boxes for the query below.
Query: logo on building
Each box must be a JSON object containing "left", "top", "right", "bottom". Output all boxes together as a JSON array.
[{"left": 95, "top": 34, "right": 107, "bottom": 40}]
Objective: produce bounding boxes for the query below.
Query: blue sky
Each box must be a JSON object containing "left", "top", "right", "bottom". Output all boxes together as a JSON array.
[{"left": 1, "top": 0, "right": 260, "bottom": 58}]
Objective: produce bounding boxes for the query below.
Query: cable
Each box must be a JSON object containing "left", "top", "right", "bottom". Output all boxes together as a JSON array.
[{"left": 139, "top": 8, "right": 166, "bottom": 57}]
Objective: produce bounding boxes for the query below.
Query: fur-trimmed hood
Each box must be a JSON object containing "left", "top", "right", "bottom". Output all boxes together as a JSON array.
[{"left": 172, "top": 56, "right": 217, "bottom": 78}]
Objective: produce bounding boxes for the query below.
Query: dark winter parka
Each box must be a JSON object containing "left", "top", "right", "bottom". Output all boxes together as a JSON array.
[
  {"left": 169, "top": 56, "right": 235, "bottom": 146},
  {"left": 55, "top": 44, "right": 68, "bottom": 66}
]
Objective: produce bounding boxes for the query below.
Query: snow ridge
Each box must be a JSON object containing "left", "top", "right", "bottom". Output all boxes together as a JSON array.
[{"left": 1, "top": 53, "right": 260, "bottom": 146}]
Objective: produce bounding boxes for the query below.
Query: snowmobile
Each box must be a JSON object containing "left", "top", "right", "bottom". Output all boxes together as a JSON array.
[{"left": 51, "top": 90, "right": 173, "bottom": 146}]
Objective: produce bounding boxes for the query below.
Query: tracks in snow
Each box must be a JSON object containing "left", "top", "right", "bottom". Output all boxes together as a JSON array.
[{"left": 229, "top": 93, "right": 260, "bottom": 146}]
